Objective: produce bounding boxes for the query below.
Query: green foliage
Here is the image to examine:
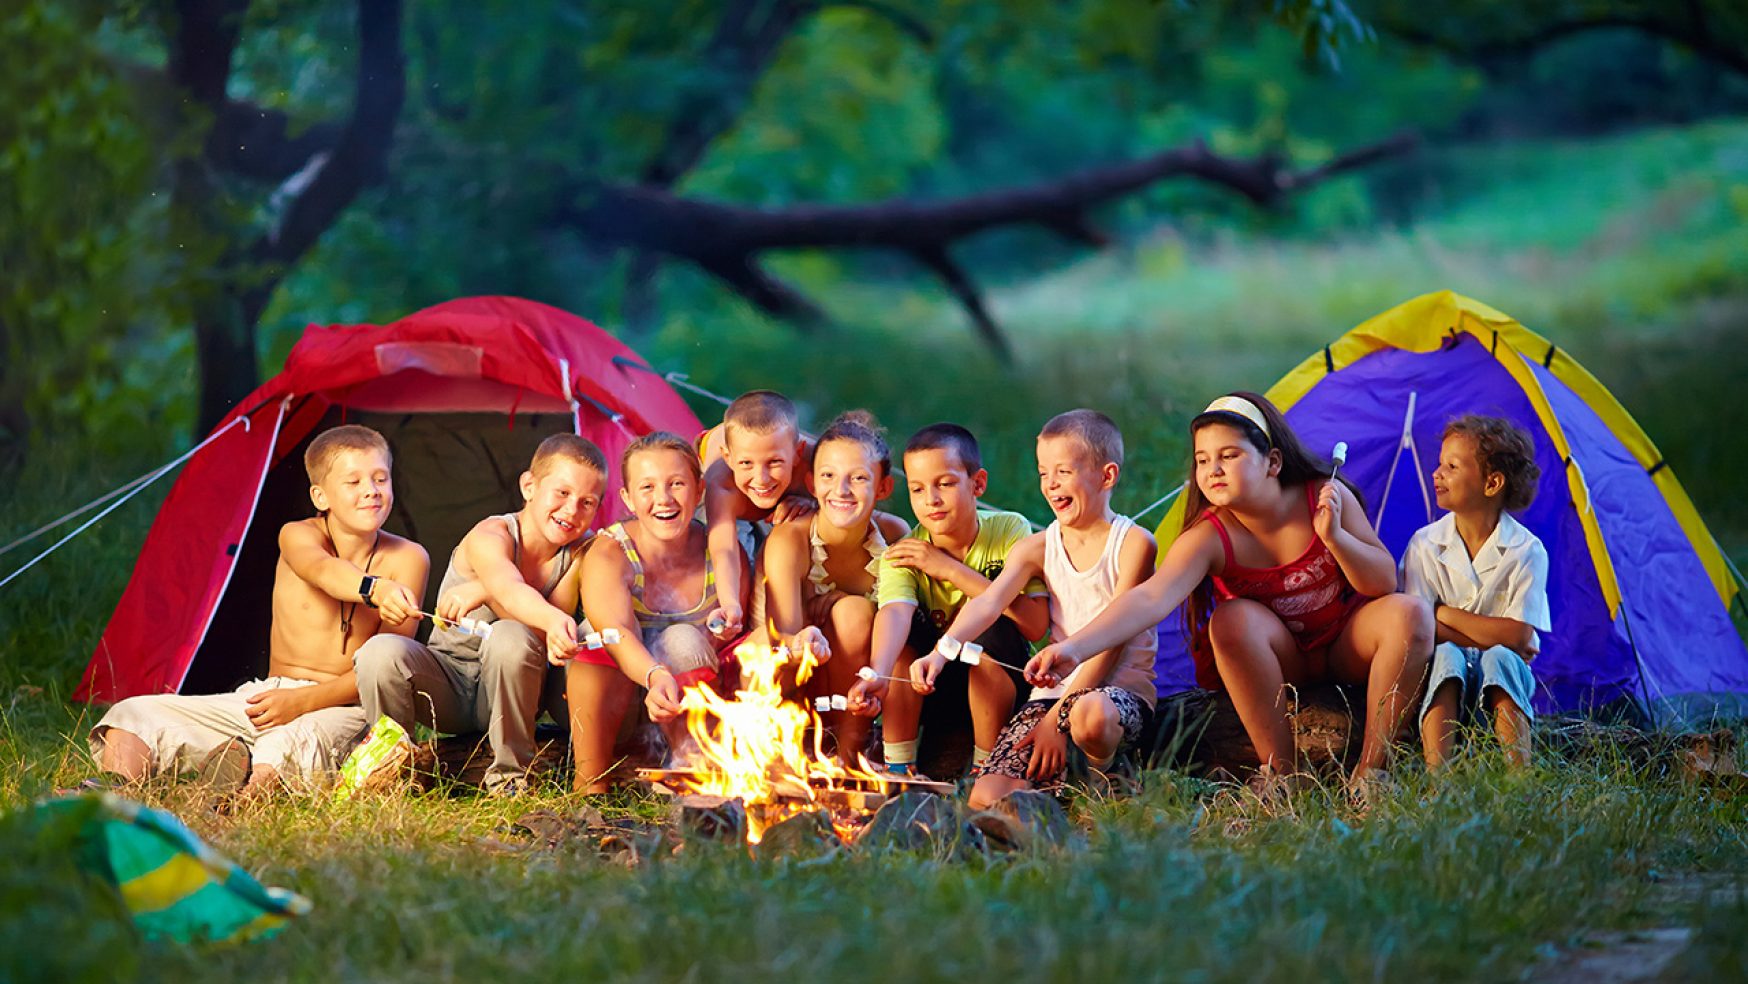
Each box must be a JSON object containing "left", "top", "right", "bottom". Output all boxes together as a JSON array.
[{"left": 0, "top": 0, "right": 190, "bottom": 453}]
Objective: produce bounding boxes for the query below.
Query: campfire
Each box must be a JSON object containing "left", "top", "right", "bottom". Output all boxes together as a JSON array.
[{"left": 638, "top": 643, "right": 948, "bottom": 844}]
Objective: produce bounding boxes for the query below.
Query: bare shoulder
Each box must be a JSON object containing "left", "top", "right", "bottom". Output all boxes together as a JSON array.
[
  {"left": 1008, "top": 530, "right": 1048, "bottom": 565},
  {"left": 767, "top": 517, "right": 809, "bottom": 550},
  {"left": 1119, "top": 522, "right": 1158, "bottom": 559},
  {"left": 581, "top": 529, "right": 631, "bottom": 579},
  {"left": 697, "top": 423, "right": 724, "bottom": 468},
  {"left": 278, "top": 516, "right": 327, "bottom": 548},
  {"left": 874, "top": 511, "right": 911, "bottom": 543},
  {"left": 376, "top": 531, "right": 430, "bottom": 575}
]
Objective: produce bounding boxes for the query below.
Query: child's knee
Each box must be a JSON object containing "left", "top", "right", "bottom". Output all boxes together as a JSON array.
[
  {"left": 354, "top": 634, "right": 422, "bottom": 686},
  {"left": 1207, "top": 599, "right": 1273, "bottom": 650},
  {"left": 1394, "top": 594, "right": 1435, "bottom": 648},
  {"left": 479, "top": 620, "right": 541, "bottom": 665},
  {"left": 828, "top": 596, "right": 875, "bottom": 642},
  {"left": 650, "top": 624, "right": 719, "bottom": 682},
  {"left": 967, "top": 774, "right": 1026, "bottom": 811},
  {"left": 1068, "top": 695, "right": 1121, "bottom": 746}
]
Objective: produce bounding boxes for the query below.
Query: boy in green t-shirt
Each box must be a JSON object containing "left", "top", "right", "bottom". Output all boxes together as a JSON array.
[{"left": 847, "top": 424, "right": 1049, "bottom": 775}]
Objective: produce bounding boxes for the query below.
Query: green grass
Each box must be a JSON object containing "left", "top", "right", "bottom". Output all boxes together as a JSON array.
[{"left": 5, "top": 120, "right": 1748, "bottom": 982}]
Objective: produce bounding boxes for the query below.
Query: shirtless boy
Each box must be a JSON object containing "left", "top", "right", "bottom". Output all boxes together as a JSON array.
[{"left": 90, "top": 425, "right": 428, "bottom": 793}]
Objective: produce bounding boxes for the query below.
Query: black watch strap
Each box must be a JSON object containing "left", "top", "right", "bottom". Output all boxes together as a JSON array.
[{"left": 359, "top": 574, "right": 379, "bottom": 608}]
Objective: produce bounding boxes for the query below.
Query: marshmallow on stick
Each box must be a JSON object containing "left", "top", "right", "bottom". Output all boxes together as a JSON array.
[
  {"left": 813, "top": 695, "right": 850, "bottom": 713},
  {"left": 424, "top": 612, "right": 493, "bottom": 640},
  {"left": 582, "top": 627, "right": 624, "bottom": 650},
  {"left": 1330, "top": 441, "right": 1348, "bottom": 479}
]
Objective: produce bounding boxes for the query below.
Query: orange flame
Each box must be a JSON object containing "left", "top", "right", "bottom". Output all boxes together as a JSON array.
[{"left": 679, "top": 643, "right": 884, "bottom": 843}]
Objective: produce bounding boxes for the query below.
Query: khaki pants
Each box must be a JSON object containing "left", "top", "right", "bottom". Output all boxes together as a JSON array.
[
  {"left": 353, "top": 621, "right": 563, "bottom": 790},
  {"left": 90, "top": 678, "right": 368, "bottom": 786}
]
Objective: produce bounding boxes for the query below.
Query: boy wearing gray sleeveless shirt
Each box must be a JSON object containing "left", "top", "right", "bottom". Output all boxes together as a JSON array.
[{"left": 354, "top": 435, "right": 607, "bottom": 796}]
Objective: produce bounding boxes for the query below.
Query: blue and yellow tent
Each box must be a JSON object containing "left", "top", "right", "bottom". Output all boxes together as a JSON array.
[{"left": 1154, "top": 291, "right": 1748, "bottom": 720}]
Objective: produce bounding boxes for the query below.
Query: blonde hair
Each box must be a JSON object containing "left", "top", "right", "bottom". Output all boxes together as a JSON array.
[
  {"left": 304, "top": 425, "right": 390, "bottom": 485},
  {"left": 621, "top": 431, "right": 702, "bottom": 484},
  {"left": 723, "top": 390, "right": 798, "bottom": 441},
  {"left": 530, "top": 433, "right": 607, "bottom": 480},
  {"left": 1039, "top": 409, "right": 1124, "bottom": 469}
]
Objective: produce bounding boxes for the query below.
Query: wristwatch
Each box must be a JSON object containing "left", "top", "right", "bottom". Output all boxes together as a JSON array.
[{"left": 359, "top": 574, "right": 380, "bottom": 608}]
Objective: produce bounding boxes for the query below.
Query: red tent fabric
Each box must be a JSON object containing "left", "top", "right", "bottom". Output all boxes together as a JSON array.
[{"left": 78, "top": 296, "right": 701, "bottom": 703}]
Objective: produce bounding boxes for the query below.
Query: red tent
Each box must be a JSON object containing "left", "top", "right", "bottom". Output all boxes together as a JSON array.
[{"left": 77, "top": 296, "right": 702, "bottom": 704}]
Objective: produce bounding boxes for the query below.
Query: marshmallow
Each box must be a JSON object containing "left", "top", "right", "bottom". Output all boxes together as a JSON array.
[
  {"left": 1332, "top": 441, "right": 1349, "bottom": 468},
  {"left": 461, "top": 618, "right": 493, "bottom": 640},
  {"left": 707, "top": 613, "right": 727, "bottom": 634},
  {"left": 958, "top": 642, "right": 984, "bottom": 666},
  {"left": 814, "top": 696, "right": 832, "bottom": 713},
  {"left": 831, "top": 695, "right": 847, "bottom": 711},
  {"left": 934, "top": 635, "right": 963, "bottom": 660},
  {"left": 582, "top": 627, "right": 623, "bottom": 650},
  {"left": 857, "top": 666, "right": 878, "bottom": 682}
]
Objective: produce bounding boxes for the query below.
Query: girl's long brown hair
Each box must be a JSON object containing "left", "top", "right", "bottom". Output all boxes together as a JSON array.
[{"left": 1178, "top": 392, "right": 1366, "bottom": 675}]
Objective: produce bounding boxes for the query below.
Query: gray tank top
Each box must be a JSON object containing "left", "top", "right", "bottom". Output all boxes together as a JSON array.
[{"left": 428, "top": 512, "right": 577, "bottom": 658}]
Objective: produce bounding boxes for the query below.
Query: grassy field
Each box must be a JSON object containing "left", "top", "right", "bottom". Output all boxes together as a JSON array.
[{"left": 4, "top": 120, "right": 1748, "bottom": 982}]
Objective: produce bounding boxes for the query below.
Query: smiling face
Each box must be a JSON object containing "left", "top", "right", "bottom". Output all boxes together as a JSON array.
[
  {"left": 1036, "top": 434, "right": 1116, "bottom": 529},
  {"left": 311, "top": 448, "right": 394, "bottom": 535},
  {"left": 903, "top": 447, "right": 986, "bottom": 538},
  {"left": 1433, "top": 434, "right": 1499, "bottom": 514},
  {"left": 519, "top": 458, "right": 605, "bottom": 547},
  {"left": 620, "top": 447, "right": 703, "bottom": 541},
  {"left": 1192, "top": 422, "right": 1278, "bottom": 509},
  {"left": 810, "top": 437, "right": 891, "bottom": 531},
  {"left": 725, "top": 424, "right": 799, "bottom": 512}
]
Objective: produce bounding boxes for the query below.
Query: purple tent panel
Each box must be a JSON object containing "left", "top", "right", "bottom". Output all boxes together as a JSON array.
[{"left": 1153, "top": 333, "right": 1741, "bottom": 714}]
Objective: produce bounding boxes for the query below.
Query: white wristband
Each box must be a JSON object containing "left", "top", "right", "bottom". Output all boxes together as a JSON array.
[{"left": 645, "top": 664, "right": 670, "bottom": 689}]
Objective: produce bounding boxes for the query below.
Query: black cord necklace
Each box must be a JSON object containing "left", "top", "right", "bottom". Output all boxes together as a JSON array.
[{"left": 327, "top": 514, "right": 381, "bottom": 654}]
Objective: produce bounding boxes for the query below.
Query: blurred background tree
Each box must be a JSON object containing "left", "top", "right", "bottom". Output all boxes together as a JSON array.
[{"left": 3, "top": 0, "right": 1745, "bottom": 453}]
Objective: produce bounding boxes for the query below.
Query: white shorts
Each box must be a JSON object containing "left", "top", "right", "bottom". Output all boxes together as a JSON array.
[{"left": 90, "top": 677, "right": 369, "bottom": 787}]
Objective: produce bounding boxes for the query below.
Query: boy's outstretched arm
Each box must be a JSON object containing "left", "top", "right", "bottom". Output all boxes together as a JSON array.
[
  {"left": 702, "top": 466, "right": 750, "bottom": 636},
  {"left": 882, "top": 540, "right": 1051, "bottom": 640},
  {"left": 849, "top": 602, "right": 915, "bottom": 715},
  {"left": 1030, "top": 525, "right": 1217, "bottom": 684},
  {"left": 464, "top": 521, "right": 575, "bottom": 646},
  {"left": 279, "top": 521, "right": 422, "bottom": 625},
  {"left": 940, "top": 535, "right": 1045, "bottom": 646},
  {"left": 253, "top": 537, "right": 428, "bottom": 728},
  {"left": 1039, "top": 525, "right": 1159, "bottom": 692}
]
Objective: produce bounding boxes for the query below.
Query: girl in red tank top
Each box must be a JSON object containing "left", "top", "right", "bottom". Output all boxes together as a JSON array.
[{"left": 1026, "top": 392, "right": 1432, "bottom": 795}]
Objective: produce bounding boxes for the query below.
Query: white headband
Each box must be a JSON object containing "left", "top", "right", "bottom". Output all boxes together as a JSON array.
[{"left": 1200, "top": 396, "right": 1271, "bottom": 441}]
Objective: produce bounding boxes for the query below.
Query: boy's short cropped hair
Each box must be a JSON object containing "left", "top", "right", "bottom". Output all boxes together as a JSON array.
[
  {"left": 723, "top": 391, "right": 798, "bottom": 439},
  {"left": 621, "top": 431, "right": 702, "bottom": 484},
  {"left": 904, "top": 423, "right": 982, "bottom": 475},
  {"left": 1039, "top": 409, "right": 1123, "bottom": 469},
  {"left": 305, "top": 425, "right": 391, "bottom": 485},
  {"left": 530, "top": 433, "right": 608, "bottom": 480},
  {"left": 1444, "top": 414, "right": 1541, "bottom": 513}
]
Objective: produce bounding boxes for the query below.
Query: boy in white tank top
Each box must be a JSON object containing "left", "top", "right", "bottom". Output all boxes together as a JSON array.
[{"left": 913, "top": 410, "right": 1158, "bottom": 809}]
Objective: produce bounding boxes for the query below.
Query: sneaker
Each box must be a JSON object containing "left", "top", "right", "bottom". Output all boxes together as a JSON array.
[
  {"left": 484, "top": 775, "right": 532, "bottom": 799},
  {"left": 1347, "top": 768, "right": 1398, "bottom": 811},
  {"left": 1245, "top": 764, "right": 1312, "bottom": 809},
  {"left": 197, "top": 738, "right": 253, "bottom": 794}
]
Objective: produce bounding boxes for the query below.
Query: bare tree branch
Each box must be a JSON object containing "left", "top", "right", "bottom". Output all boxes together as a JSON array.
[
  {"left": 561, "top": 132, "right": 1417, "bottom": 352},
  {"left": 1370, "top": 2, "right": 1748, "bottom": 78},
  {"left": 239, "top": 0, "right": 406, "bottom": 322}
]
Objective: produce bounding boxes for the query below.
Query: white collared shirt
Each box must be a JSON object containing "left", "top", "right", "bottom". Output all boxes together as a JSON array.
[{"left": 1400, "top": 512, "right": 1551, "bottom": 641}]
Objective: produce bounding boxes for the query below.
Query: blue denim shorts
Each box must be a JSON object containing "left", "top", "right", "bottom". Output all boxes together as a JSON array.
[{"left": 1419, "top": 642, "right": 1537, "bottom": 723}]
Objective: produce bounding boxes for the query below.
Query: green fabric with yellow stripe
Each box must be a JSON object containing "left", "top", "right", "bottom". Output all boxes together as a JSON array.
[{"left": 32, "top": 794, "right": 310, "bottom": 943}]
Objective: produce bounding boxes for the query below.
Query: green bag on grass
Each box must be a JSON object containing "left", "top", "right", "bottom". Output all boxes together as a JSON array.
[{"left": 25, "top": 794, "right": 310, "bottom": 944}]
